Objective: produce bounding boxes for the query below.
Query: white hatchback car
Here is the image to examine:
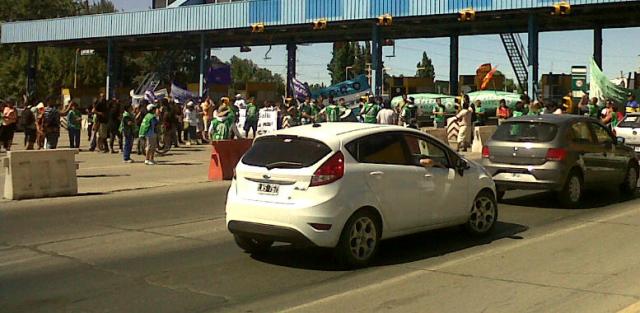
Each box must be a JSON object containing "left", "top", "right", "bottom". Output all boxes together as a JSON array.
[
  {"left": 226, "top": 123, "right": 497, "bottom": 267},
  {"left": 615, "top": 113, "right": 640, "bottom": 156}
]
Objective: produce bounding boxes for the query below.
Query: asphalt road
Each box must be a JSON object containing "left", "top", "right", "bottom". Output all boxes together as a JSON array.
[{"left": 2, "top": 183, "right": 640, "bottom": 313}]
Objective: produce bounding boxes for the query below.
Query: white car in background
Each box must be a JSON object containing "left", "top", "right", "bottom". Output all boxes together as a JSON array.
[
  {"left": 226, "top": 123, "right": 497, "bottom": 267},
  {"left": 615, "top": 113, "right": 640, "bottom": 156}
]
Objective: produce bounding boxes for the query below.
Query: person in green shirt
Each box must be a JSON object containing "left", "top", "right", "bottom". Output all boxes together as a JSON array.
[
  {"left": 402, "top": 97, "right": 418, "bottom": 128},
  {"left": 138, "top": 104, "right": 159, "bottom": 165},
  {"left": 210, "top": 109, "right": 231, "bottom": 141},
  {"left": 527, "top": 101, "right": 542, "bottom": 116},
  {"left": 361, "top": 96, "right": 381, "bottom": 124},
  {"left": 510, "top": 102, "right": 525, "bottom": 136},
  {"left": 432, "top": 98, "right": 446, "bottom": 128},
  {"left": 299, "top": 97, "right": 314, "bottom": 125},
  {"left": 323, "top": 100, "right": 342, "bottom": 122},
  {"left": 243, "top": 97, "right": 258, "bottom": 138},
  {"left": 310, "top": 98, "right": 322, "bottom": 123},
  {"left": 474, "top": 100, "right": 487, "bottom": 126},
  {"left": 66, "top": 101, "right": 82, "bottom": 149}
]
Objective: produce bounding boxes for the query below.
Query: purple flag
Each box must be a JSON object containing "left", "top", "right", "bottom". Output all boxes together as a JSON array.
[
  {"left": 291, "top": 77, "right": 310, "bottom": 101},
  {"left": 207, "top": 64, "right": 232, "bottom": 86}
]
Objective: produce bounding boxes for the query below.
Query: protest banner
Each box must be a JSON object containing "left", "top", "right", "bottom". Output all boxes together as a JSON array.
[{"left": 257, "top": 108, "right": 278, "bottom": 136}]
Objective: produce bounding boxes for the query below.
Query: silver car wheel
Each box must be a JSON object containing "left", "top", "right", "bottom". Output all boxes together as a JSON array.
[
  {"left": 568, "top": 176, "right": 581, "bottom": 203},
  {"left": 469, "top": 195, "right": 496, "bottom": 233},
  {"left": 348, "top": 217, "right": 377, "bottom": 261}
]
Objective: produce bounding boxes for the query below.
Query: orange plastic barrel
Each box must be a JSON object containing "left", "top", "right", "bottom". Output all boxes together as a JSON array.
[{"left": 208, "top": 139, "right": 254, "bottom": 181}]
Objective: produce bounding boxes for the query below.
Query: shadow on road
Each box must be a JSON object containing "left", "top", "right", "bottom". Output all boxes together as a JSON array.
[
  {"left": 250, "top": 221, "right": 527, "bottom": 271},
  {"left": 502, "top": 189, "right": 638, "bottom": 210},
  {"left": 77, "top": 174, "right": 131, "bottom": 178},
  {"left": 155, "top": 162, "right": 203, "bottom": 166}
]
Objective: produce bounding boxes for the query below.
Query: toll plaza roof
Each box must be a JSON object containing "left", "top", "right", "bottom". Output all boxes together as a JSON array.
[{"left": 1, "top": 0, "right": 639, "bottom": 50}]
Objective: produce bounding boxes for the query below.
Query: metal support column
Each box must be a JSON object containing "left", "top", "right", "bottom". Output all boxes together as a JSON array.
[
  {"left": 371, "top": 24, "right": 383, "bottom": 96},
  {"left": 199, "top": 33, "right": 206, "bottom": 98},
  {"left": 449, "top": 35, "right": 459, "bottom": 96},
  {"left": 26, "top": 47, "right": 38, "bottom": 99},
  {"left": 106, "top": 39, "right": 114, "bottom": 100},
  {"left": 286, "top": 43, "right": 297, "bottom": 98},
  {"left": 594, "top": 27, "right": 603, "bottom": 70},
  {"left": 528, "top": 14, "right": 539, "bottom": 98}
]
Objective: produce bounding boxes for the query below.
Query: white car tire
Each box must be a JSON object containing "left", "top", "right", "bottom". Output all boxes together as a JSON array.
[
  {"left": 335, "top": 210, "right": 381, "bottom": 268},
  {"left": 465, "top": 190, "right": 498, "bottom": 236}
]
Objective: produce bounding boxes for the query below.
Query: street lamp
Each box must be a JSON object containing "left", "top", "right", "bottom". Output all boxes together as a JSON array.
[{"left": 345, "top": 66, "right": 354, "bottom": 80}]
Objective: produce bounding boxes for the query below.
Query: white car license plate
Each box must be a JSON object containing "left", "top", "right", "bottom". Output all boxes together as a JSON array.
[
  {"left": 258, "top": 183, "right": 279, "bottom": 195},
  {"left": 635, "top": 146, "right": 640, "bottom": 152}
]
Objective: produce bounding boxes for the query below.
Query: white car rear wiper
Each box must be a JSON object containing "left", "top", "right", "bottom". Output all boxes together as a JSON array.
[{"left": 265, "top": 161, "right": 304, "bottom": 170}]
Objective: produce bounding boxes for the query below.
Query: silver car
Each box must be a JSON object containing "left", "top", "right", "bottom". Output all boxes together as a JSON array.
[{"left": 482, "top": 115, "right": 638, "bottom": 208}]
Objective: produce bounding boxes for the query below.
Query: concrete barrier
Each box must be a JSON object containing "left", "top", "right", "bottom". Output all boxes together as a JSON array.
[
  {"left": 472, "top": 126, "right": 498, "bottom": 153},
  {"left": 421, "top": 127, "right": 449, "bottom": 145},
  {"left": 3, "top": 149, "right": 79, "bottom": 200}
]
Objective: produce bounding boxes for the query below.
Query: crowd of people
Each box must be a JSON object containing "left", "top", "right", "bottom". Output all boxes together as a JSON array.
[
  {"left": 450, "top": 92, "right": 639, "bottom": 152},
  {"left": 0, "top": 91, "right": 637, "bottom": 160}
]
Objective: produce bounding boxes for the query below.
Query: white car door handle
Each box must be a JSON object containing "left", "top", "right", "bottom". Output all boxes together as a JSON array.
[
  {"left": 370, "top": 171, "right": 384, "bottom": 176},
  {"left": 424, "top": 174, "right": 433, "bottom": 178}
]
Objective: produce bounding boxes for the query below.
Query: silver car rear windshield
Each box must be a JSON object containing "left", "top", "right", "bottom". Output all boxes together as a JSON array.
[
  {"left": 242, "top": 135, "right": 332, "bottom": 169},
  {"left": 618, "top": 115, "right": 640, "bottom": 128},
  {"left": 493, "top": 122, "right": 558, "bottom": 143}
]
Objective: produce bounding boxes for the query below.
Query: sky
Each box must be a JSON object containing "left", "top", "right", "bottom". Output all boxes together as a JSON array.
[{"left": 111, "top": 0, "right": 640, "bottom": 86}]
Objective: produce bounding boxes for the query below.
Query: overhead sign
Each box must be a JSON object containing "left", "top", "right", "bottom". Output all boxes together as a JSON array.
[{"left": 571, "top": 66, "right": 588, "bottom": 99}]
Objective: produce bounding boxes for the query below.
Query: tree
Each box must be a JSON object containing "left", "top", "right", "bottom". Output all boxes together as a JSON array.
[
  {"left": 327, "top": 42, "right": 372, "bottom": 85},
  {"left": 416, "top": 52, "right": 435, "bottom": 79},
  {"left": 0, "top": 0, "right": 116, "bottom": 101},
  {"left": 228, "top": 56, "right": 285, "bottom": 94}
]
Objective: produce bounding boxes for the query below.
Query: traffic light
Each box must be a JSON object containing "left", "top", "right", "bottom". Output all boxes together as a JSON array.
[
  {"left": 382, "top": 39, "right": 395, "bottom": 46},
  {"left": 240, "top": 46, "right": 252, "bottom": 53},
  {"left": 551, "top": 2, "right": 571, "bottom": 16},
  {"left": 313, "top": 18, "right": 328, "bottom": 30},
  {"left": 458, "top": 8, "right": 476, "bottom": 22},
  {"left": 377, "top": 14, "right": 393, "bottom": 26},
  {"left": 251, "top": 23, "right": 265, "bottom": 33}
]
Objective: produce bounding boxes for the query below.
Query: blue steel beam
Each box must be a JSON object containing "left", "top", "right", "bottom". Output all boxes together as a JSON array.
[
  {"left": 450, "top": 35, "right": 459, "bottom": 97},
  {"left": 106, "top": 39, "right": 114, "bottom": 100},
  {"left": 1, "top": 0, "right": 638, "bottom": 44},
  {"left": 528, "top": 14, "right": 539, "bottom": 99},
  {"left": 287, "top": 43, "right": 297, "bottom": 98},
  {"left": 199, "top": 33, "right": 206, "bottom": 97},
  {"left": 371, "top": 24, "right": 383, "bottom": 97},
  {"left": 594, "top": 27, "right": 603, "bottom": 70}
]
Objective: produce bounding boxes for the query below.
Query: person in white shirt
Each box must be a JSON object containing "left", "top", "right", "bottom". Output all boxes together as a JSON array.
[
  {"left": 183, "top": 101, "right": 199, "bottom": 145},
  {"left": 233, "top": 94, "right": 246, "bottom": 110},
  {"left": 376, "top": 100, "right": 398, "bottom": 125},
  {"left": 456, "top": 102, "right": 473, "bottom": 152}
]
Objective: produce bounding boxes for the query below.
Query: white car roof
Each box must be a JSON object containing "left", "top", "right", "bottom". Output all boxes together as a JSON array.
[{"left": 261, "top": 123, "right": 419, "bottom": 148}]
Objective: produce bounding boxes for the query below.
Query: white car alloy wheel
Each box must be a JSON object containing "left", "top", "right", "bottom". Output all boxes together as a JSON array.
[
  {"left": 349, "top": 216, "right": 378, "bottom": 261},
  {"left": 468, "top": 193, "right": 497, "bottom": 234}
]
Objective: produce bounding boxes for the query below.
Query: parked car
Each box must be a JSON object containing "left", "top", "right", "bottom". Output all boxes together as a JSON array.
[
  {"left": 614, "top": 113, "right": 640, "bottom": 156},
  {"left": 482, "top": 115, "right": 638, "bottom": 208},
  {"left": 226, "top": 123, "right": 497, "bottom": 267}
]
